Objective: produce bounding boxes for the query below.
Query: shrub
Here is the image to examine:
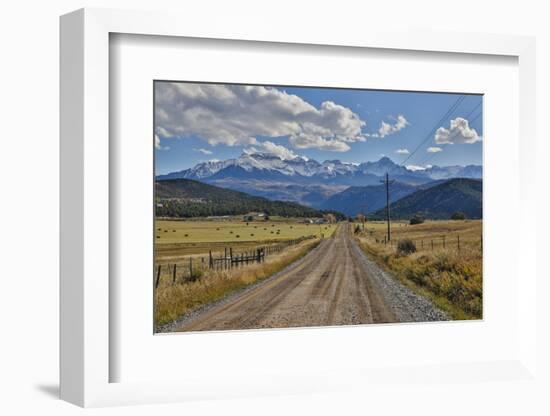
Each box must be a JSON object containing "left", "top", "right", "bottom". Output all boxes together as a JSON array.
[
  {"left": 397, "top": 239, "right": 417, "bottom": 255},
  {"left": 409, "top": 215, "right": 425, "bottom": 225},
  {"left": 451, "top": 212, "right": 467, "bottom": 220},
  {"left": 187, "top": 268, "right": 203, "bottom": 282}
]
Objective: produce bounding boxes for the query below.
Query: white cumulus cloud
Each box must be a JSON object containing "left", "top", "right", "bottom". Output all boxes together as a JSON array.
[
  {"left": 427, "top": 146, "right": 443, "bottom": 153},
  {"left": 435, "top": 117, "right": 481, "bottom": 145},
  {"left": 376, "top": 115, "right": 409, "bottom": 138},
  {"left": 395, "top": 148, "right": 410, "bottom": 154},
  {"left": 406, "top": 165, "right": 426, "bottom": 171},
  {"left": 289, "top": 133, "right": 350, "bottom": 152},
  {"left": 155, "top": 83, "right": 366, "bottom": 152},
  {"left": 155, "top": 134, "right": 169, "bottom": 150},
  {"left": 194, "top": 148, "right": 213, "bottom": 155},
  {"left": 245, "top": 141, "right": 299, "bottom": 159}
]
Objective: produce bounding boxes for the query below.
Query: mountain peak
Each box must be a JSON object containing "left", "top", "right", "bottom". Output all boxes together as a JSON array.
[{"left": 156, "top": 154, "right": 481, "bottom": 185}]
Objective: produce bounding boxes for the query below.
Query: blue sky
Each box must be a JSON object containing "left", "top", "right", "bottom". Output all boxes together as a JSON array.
[{"left": 155, "top": 82, "right": 482, "bottom": 175}]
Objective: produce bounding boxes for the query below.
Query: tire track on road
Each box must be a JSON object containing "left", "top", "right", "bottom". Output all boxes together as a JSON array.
[{"left": 176, "top": 223, "right": 446, "bottom": 332}]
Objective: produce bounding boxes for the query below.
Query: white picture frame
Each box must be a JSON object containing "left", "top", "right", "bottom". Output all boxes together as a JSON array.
[{"left": 60, "top": 8, "right": 538, "bottom": 408}]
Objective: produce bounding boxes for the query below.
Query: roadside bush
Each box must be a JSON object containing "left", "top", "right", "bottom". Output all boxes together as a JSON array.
[
  {"left": 409, "top": 215, "right": 425, "bottom": 225},
  {"left": 188, "top": 268, "right": 203, "bottom": 282},
  {"left": 397, "top": 238, "right": 417, "bottom": 255},
  {"left": 451, "top": 212, "right": 467, "bottom": 220}
]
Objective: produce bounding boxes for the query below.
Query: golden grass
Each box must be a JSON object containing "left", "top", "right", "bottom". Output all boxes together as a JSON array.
[
  {"left": 155, "top": 238, "right": 321, "bottom": 328},
  {"left": 356, "top": 220, "right": 482, "bottom": 320},
  {"left": 156, "top": 218, "right": 335, "bottom": 245},
  {"left": 359, "top": 219, "right": 482, "bottom": 250},
  {"left": 155, "top": 218, "right": 335, "bottom": 261}
]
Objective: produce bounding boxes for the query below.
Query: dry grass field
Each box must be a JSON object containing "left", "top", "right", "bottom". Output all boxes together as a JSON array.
[
  {"left": 155, "top": 218, "right": 335, "bottom": 262},
  {"left": 360, "top": 219, "right": 482, "bottom": 250},
  {"left": 155, "top": 237, "right": 321, "bottom": 328},
  {"left": 154, "top": 217, "right": 334, "bottom": 328},
  {"left": 357, "top": 220, "right": 483, "bottom": 319},
  {"left": 355, "top": 219, "right": 482, "bottom": 320}
]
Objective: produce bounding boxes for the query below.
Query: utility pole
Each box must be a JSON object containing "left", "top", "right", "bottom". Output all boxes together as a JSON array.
[{"left": 380, "top": 172, "right": 395, "bottom": 242}]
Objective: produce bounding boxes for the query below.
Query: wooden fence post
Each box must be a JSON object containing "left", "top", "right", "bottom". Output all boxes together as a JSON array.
[
  {"left": 155, "top": 264, "right": 161, "bottom": 288},
  {"left": 189, "top": 257, "right": 193, "bottom": 280},
  {"left": 209, "top": 250, "right": 213, "bottom": 269},
  {"left": 457, "top": 235, "right": 460, "bottom": 251},
  {"left": 172, "top": 263, "right": 177, "bottom": 285}
]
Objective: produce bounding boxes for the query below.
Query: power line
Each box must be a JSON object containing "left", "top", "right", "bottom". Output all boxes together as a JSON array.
[
  {"left": 400, "top": 95, "right": 466, "bottom": 166},
  {"left": 380, "top": 172, "right": 395, "bottom": 242},
  {"left": 415, "top": 99, "right": 482, "bottom": 166}
]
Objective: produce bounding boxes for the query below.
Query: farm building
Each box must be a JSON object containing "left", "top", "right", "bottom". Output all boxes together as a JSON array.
[{"left": 243, "top": 212, "right": 267, "bottom": 221}]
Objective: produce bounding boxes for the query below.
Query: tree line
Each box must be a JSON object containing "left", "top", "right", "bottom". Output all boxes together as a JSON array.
[{"left": 156, "top": 198, "right": 345, "bottom": 220}]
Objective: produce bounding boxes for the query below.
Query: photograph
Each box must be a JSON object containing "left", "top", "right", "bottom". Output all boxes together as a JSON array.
[{"left": 153, "top": 81, "right": 483, "bottom": 333}]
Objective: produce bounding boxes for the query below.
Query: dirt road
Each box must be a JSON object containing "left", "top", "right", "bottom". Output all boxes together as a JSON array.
[{"left": 176, "top": 224, "right": 447, "bottom": 332}]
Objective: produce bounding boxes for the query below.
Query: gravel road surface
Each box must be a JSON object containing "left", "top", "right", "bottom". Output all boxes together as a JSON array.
[{"left": 175, "top": 224, "right": 447, "bottom": 332}]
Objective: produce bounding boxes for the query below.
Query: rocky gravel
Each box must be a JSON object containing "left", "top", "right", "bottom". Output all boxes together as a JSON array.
[{"left": 349, "top": 241, "right": 448, "bottom": 322}]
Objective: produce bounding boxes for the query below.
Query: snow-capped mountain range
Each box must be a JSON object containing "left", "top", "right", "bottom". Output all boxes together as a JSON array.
[
  {"left": 156, "top": 152, "right": 482, "bottom": 208},
  {"left": 157, "top": 152, "right": 482, "bottom": 183}
]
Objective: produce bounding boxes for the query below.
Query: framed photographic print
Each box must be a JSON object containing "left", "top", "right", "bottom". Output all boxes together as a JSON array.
[
  {"left": 152, "top": 82, "right": 482, "bottom": 334},
  {"left": 60, "top": 7, "right": 538, "bottom": 408}
]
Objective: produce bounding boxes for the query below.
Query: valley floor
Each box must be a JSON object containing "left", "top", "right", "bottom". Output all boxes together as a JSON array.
[{"left": 161, "top": 223, "right": 448, "bottom": 332}]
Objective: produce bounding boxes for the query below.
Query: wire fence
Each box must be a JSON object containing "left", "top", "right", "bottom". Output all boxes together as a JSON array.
[
  {"left": 155, "top": 235, "right": 317, "bottom": 288},
  {"left": 371, "top": 233, "right": 482, "bottom": 252}
]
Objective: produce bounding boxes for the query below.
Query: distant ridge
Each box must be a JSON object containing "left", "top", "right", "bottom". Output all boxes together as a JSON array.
[
  {"left": 155, "top": 178, "right": 343, "bottom": 219},
  {"left": 321, "top": 182, "right": 418, "bottom": 216},
  {"left": 369, "top": 178, "right": 482, "bottom": 220}
]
